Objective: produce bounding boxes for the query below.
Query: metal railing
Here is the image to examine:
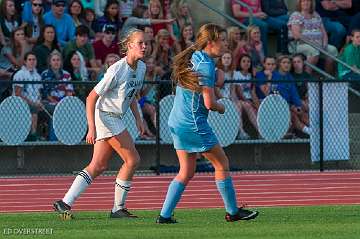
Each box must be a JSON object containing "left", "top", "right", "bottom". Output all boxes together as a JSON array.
[
  {"left": 299, "top": 37, "right": 360, "bottom": 76},
  {"left": 233, "top": 0, "right": 254, "bottom": 25}
]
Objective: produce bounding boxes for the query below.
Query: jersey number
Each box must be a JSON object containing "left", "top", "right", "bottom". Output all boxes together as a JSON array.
[{"left": 126, "top": 89, "right": 136, "bottom": 100}]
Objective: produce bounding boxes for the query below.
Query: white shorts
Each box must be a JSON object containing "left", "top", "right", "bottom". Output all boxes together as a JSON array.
[{"left": 95, "top": 109, "right": 126, "bottom": 141}]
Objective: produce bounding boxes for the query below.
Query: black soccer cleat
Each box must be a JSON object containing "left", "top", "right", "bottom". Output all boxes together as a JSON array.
[
  {"left": 225, "top": 207, "right": 259, "bottom": 222},
  {"left": 53, "top": 200, "right": 73, "bottom": 220},
  {"left": 110, "top": 208, "right": 138, "bottom": 218},
  {"left": 156, "top": 215, "right": 177, "bottom": 224}
]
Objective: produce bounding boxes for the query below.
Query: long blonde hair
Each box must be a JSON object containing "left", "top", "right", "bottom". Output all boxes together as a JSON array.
[{"left": 172, "top": 23, "right": 226, "bottom": 92}]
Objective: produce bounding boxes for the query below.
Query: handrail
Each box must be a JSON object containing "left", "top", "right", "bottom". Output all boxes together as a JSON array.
[
  {"left": 196, "top": 0, "right": 248, "bottom": 30},
  {"left": 299, "top": 37, "right": 360, "bottom": 76},
  {"left": 304, "top": 61, "right": 336, "bottom": 80},
  {"left": 349, "top": 87, "right": 360, "bottom": 98},
  {"left": 233, "top": 0, "right": 254, "bottom": 25}
]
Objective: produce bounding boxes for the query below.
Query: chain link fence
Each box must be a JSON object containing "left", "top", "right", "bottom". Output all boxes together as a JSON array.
[{"left": 0, "top": 78, "right": 359, "bottom": 175}]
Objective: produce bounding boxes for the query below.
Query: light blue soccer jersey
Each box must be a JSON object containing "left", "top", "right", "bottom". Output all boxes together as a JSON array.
[{"left": 168, "top": 50, "right": 218, "bottom": 152}]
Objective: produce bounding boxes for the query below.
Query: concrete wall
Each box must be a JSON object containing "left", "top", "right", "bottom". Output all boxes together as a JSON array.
[{"left": 0, "top": 143, "right": 312, "bottom": 175}]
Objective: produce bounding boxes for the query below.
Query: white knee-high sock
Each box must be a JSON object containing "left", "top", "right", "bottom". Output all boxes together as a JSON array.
[
  {"left": 112, "top": 179, "right": 132, "bottom": 213},
  {"left": 62, "top": 169, "right": 92, "bottom": 207}
]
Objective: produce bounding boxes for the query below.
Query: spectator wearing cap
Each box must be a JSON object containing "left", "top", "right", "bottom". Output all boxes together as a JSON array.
[
  {"left": 43, "top": 0, "right": 76, "bottom": 47},
  {"left": 92, "top": 25, "right": 120, "bottom": 65},
  {"left": 62, "top": 25, "right": 100, "bottom": 76}
]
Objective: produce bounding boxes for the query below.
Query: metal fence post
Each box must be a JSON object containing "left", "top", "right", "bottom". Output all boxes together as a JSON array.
[
  {"left": 155, "top": 82, "right": 161, "bottom": 175},
  {"left": 319, "top": 80, "right": 324, "bottom": 172}
]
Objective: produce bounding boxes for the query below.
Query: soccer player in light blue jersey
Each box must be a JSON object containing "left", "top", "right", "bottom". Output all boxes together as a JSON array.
[
  {"left": 157, "top": 23, "right": 259, "bottom": 223},
  {"left": 53, "top": 29, "right": 146, "bottom": 219}
]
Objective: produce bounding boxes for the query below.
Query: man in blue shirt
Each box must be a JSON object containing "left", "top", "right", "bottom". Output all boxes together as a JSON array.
[{"left": 43, "top": 0, "right": 75, "bottom": 47}]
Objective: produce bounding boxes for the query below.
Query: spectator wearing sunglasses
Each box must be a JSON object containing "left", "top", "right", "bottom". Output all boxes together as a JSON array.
[
  {"left": 43, "top": 0, "right": 76, "bottom": 47},
  {"left": 22, "top": 0, "right": 45, "bottom": 45}
]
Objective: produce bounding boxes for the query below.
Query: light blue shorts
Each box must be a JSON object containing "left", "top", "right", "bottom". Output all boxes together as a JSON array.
[{"left": 169, "top": 123, "right": 218, "bottom": 153}]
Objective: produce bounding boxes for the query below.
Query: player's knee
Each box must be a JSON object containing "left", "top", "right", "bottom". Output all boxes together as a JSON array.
[
  {"left": 177, "top": 172, "right": 195, "bottom": 184},
  {"left": 125, "top": 156, "right": 141, "bottom": 169},
  {"left": 90, "top": 164, "right": 108, "bottom": 176}
]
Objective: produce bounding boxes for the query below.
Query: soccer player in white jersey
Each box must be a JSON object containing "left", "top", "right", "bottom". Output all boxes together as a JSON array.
[{"left": 53, "top": 28, "right": 147, "bottom": 219}]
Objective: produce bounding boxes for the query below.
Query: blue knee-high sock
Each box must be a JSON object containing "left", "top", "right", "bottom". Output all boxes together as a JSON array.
[
  {"left": 216, "top": 177, "right": 238, "bottom": 215},
  {"left": 160, "top": 179, "right": 185, "bottom": 218}
]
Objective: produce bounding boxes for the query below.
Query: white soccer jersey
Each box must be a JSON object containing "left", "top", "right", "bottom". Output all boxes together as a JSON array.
[{"left": 94, "top": 57, "right": 146, "bottom": 115}]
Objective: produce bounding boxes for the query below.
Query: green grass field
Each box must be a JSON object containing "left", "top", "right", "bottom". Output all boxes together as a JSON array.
[{"left": 1, "top": 206, "right": 360, "bottom": 239}]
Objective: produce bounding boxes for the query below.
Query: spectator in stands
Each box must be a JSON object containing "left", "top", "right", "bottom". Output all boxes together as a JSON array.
[
  {"left": 94, "top": 0, "right": 106, "bottom": 18},
  {"left": 292, "top": 53, "right": 312, "bottom": 125},
  {"left": 346, "top": 1, "right": 360, "bottom": 38},
  {"left": 43, "top": 0, "right": 76, "bottom": 47},
  {"left": 227, "top": 26, "right": 246, "bottom": 68},
  {"left": 261, "top": 0, "right": 289, "bottom": 53},
  {"left": 215, "top": 51, "right": 253, "bottom": 139},
  {"left": 41, "top": 49, "right": 74, "bottom": 140},
  {"left": 170, "top": 0, "right": 193, "bottom": 39},
  {"left": 93, "top": 25, "right": 120, "bottom": 65},
  {"left": 288, "top": 0, "right": 338, "bottom": 74},
  {"left": 41, "top": 49, "right": 74, "bottom": 106},
  {"left": 68, "top": 0, "right": 85, "bottom": 27},
  {"left": 4, "top": 27, "right": 32, "bottom": 69},
  {"left": 254, "top": 56, "right": 277, "bottom": 105},
  {"left": 215, "top": 51, "right": 235, "bottom": 100},
  {"left": 0, "top": 44, "right": 15, "bottom": 101},
  {"left": 13, "top": 52, "right": 43, "bottom": 141},
  {"left": 241, "top": 25, "right": 265, "bottom": 73},
  {"left": 315, "top": 0, "right": 348, "bottom": 49},
  {"left": 23, "top": 0, "right": 52, "bottom": 16},
  {"left": 96, "top": 52, "right": 120, "bottom": 81},
  {"left": 148, "top": 0, "right": 174, "bottom": 39},
  {"left": 0, "top": 0, "right": 23, "bottom": 41},
  {"left": 292, "top": 53, "right": 312, "bottom": 103},
  {"left": 231, "top": 0, "right": 269, "bottom": 55},
  {"left": 233, "top": 54, "right": 258, "bottom": 139},
  {"left": 33, "top": 24, "right": 60, "bottom": 73},
  {"left": 119, "top": 0, "right": 140, "bottom": 21},
  {"left": 174, "top": 23, "right": 194, "bottom": 54},
  {"left": 63, "top": 50, "right": 89, "bottom": 100},
  {"left": 276, "top": 55, "right": 310, "bottom": 136},
  {"left": 139, "top": 56, "right": 159, "bottom": 139},
  {"left": 95, "top": 0, "right": 122, "bottom": 35},
  {"left": 22, "top": 0, "right": 45, "bottom": 45},
  {"left": 152, "top": 29, "right": 175, "bottom": 77},
  {"left": 93, "top": 25, "right": 121, "bottom": 66},
  {"left": 144, "top": 26, "right": 155, "bottom": 57},
  {"left": 120, "top": 5, "right": 175, "bottom": 38},
  {"left": 339, "top": 29, "right": 360, "bottom": 82},
  {"left": 63, "top": 25, "right": 100, "bottom": 77},
  {"left": 83, "top": 7, "right": 97, "bottom": 41}
]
